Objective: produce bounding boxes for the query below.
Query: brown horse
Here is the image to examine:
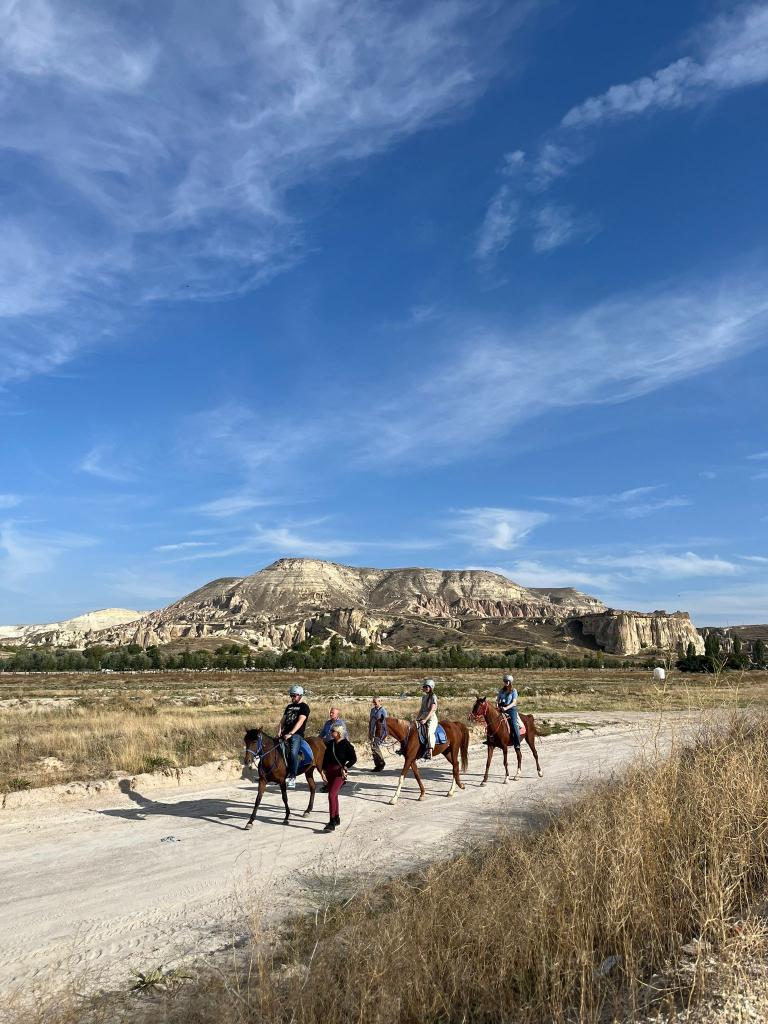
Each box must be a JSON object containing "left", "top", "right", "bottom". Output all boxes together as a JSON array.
[
  {"left": 242, "top": 728, "right": 325, "bottom": 828},
  {"left": 470, "top": 697, "right": 543, "bottom": 784},
  {"left": 380, "top": 716, "right": 469, "bottom": 804}
]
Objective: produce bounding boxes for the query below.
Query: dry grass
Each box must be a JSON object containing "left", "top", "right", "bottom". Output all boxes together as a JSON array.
[
  {"left": 10, "top": 715, "right": 768, "bottom": 1024},
  {"left": 3, "top": 668, "right": 768, "bottom": 792}
]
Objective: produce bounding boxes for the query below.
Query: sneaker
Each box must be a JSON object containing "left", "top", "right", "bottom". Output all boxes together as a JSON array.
[{"left": 287, "top": 776, "right": 296, "bottom": 790}]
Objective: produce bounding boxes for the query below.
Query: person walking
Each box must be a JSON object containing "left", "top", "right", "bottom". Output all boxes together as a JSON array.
[
  {"left": 416, "top": 679, "right": 438, "bottom": 759},
  {"left": 368, "top": 696, "right": 388, "bottom": 771},
  {"left": 277, "top": 684, "right": 310, "bottom": 789},
  {"left": 320, "top": 724, "right": 357, "bottom": 833},
  {"left": 318, "top": 706, "right": 349, "bottom": 742},
  {"left": 496, "top": 674, "right": 520, "bottom": 750}
]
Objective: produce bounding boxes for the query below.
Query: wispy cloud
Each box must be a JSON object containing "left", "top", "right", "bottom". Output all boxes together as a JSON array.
[
  {"left": 449, "top": 507, "right": 550, "bottom": 550},
  {"left": 153, "top": 541, "right": 216, "bottom": 552},
  {"left": 0, "top": 494, "right": 23, "bottom": 509},
  {"left": 366, "top": 273, "right": 768, "bottom": 463},
  {"left": 0, "top": 0, "right": 524, "bottom": 384},
  {"left": 0, "top": 520, "right": 96, "bottom": 591},
  {"left": 78, "top": 443, "right": 136, "bottom": 483},
  {"left": 477, "top": 3, "right": 768, "bottom": 260},
  {"left": 582, "top": 551, "right": 741, "bottom": 579},
  {"left": 747, "top": 450, "right": 768, "bottom": 460},
  {"left": 561, "top": 4, "right": 768, "bottom": 129},
  {"left": 538, "top": 486, "right": 689, "bottom": 519},
  {"left": 194, "top": 494, "right": 277, "bottom": 518}
]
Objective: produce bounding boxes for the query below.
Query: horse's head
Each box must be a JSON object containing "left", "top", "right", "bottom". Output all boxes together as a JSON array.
[
  {"left": 243, "top": 728, "right": 263, "bottom": 768},
  {"left": 470, "top": 696, "right": 489, "bottom": 722}
]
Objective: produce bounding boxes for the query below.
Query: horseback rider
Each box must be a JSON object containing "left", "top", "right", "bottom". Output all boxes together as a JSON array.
[
  {"left": 369, "top": 696, "right": 388, "bottom": 772},
  {"left": 497, "top": 674, "right": 521, "bottom": 749},
  {"left": 278, "top": 684, "right": 310, "bottom": 789},
  {"left": 416, "top": 679, "right": 438, "bottom": 760}
]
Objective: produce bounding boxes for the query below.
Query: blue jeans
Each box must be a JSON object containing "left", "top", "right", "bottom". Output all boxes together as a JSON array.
[
  {"left": 286, "top": 734, "right": 302, "bottom": 776},
  {"left": 506, "top": 709, "right": 521, "bottom": 748}
]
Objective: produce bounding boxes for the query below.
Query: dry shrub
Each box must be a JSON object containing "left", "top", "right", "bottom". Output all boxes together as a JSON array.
[{"left": 22, "top": 714, "right": 763, "bottom": 1024}]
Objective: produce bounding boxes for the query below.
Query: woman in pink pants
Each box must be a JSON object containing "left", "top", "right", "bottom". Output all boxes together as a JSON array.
[{"left": 320, "top": 724, "right": 357, "bottom": 833}]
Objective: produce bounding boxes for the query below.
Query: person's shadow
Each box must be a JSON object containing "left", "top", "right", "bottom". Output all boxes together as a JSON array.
[{"left": 98, "top": 779, "right": 251, "bottom": 830}]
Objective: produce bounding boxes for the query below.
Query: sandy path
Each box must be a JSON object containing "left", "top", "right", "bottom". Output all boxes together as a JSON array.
[{"left": 0, "top": 716, "right": 671, "bottom": 1001}]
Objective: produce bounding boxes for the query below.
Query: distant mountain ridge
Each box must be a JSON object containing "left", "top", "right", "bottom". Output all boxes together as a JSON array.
[
  {"left": 75, "top": 558, "right": 704, "bottom": 657},
  {"left": 0, "top": 608, "right": 144, "bottom": 647}
]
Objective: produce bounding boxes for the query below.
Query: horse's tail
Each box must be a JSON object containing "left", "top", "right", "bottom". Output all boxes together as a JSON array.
[{"left": 460, "top": 724, "right": 469, "bottom": 773}]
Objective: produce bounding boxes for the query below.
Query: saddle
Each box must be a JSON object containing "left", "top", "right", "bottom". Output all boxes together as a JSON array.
[
  {"left": 416, "top": 723, "right": 447, "bottom": 747},
  {"left": 279, "top": 737, "right": 314, "bottom": 771}
]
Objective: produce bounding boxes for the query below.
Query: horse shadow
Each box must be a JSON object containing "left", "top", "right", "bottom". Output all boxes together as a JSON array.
[{"left": 98, "top": 779, "right": 252, "bottom": 830}]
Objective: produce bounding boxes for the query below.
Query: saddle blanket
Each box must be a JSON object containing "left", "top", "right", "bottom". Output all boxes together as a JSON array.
[
  {"left": 418, "top": 723, "right": 447, "bottom": 745},
  {"left": 297, "top": 738, "right": 314, "bottom": 769}
]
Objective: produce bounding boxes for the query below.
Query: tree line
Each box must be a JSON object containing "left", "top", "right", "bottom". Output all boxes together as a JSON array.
[{"left": 676, "top": 634, "right": 767, "bottom": 672}]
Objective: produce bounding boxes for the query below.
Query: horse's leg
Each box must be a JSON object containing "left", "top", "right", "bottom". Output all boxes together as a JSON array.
[
  {"left": 410, "top": 760, "right": 426, "bottom": 801},
  {"left": 502, "top": 744, "right": 510, "bottom": 784},
  {"left": 390, "top": 759, "right": 410, "bottom": 805},
  {"left": 446, "top": 741, "right": 463, "bottom": 796},
  {"left": 527, "top": 733, "right": 544, "bottom": 777},
  {"left": 512, "top": 743, "right": 522, "bottom": 781},
  {"left": 245, "top": 775, "right": 267, "bottom": 830},
  {"left": 303, "top": 767, "right": 316, "bottom": 817},
  {"left": 280, "top": 781, "right": 290, "bottom": 824},
  {"left": 480, "top": 743, "right": 493, "bottom": 786}
]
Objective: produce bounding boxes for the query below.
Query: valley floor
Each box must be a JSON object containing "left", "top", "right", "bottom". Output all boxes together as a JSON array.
[{"left": 0, "top": 712, "right": 689, "bottom": 1007}]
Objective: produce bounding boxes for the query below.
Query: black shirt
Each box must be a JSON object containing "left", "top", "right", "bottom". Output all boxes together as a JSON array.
[
  {"left": 283, "top": 701, "right": 310, "bottom": 737},
  {"left": 322, "top": 737, "right": 357, "bottom": 771}
]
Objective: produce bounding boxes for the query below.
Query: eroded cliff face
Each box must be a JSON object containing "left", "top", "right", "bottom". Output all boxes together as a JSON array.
[
  {"left": 576, "top": 610, "right": 705, "bottom": 656},
  {"left": 10, "top": 559, "right": 703, "bottom": 657}
]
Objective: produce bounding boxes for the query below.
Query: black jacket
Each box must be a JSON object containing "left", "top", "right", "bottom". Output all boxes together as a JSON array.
[{"left": 322, "top": 737, "right": 357, "bottom": 771}]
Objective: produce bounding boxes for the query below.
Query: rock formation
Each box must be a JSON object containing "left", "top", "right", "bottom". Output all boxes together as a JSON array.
[
  {"left": 57, "top": 558, "right": 701, "bottom": 657},
  {"left": 576, "top": 610, "right": 704, "bottom": 657},
  {"left": 0, "top": 608, "right": 144, "bottom": 648}
]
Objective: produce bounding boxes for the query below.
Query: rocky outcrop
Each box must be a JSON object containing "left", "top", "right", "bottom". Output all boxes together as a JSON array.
[
  {"left": 576, "top": 610, "right": 705, "bottom": 656},
  {"left": 6, "top": 559, "right": 704, "bottom": 657},
  {"left": 0, "top": 608, "right": 144, "bottom": 648}
]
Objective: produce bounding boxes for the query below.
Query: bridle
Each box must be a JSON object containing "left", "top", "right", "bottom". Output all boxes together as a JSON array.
[{"left": 243, "top": 731, "right": 282, "bottom": 773}]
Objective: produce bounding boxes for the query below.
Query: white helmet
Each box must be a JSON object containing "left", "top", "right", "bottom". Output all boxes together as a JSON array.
[
  {"left": 502, "top": 674, "right": 514, "bottom": 685},
  {"left": 421, "top": 678, "right": 435, "bottom": 690},
  {"left": 289, "top": 684, "right": 305, "bottom": 696}
]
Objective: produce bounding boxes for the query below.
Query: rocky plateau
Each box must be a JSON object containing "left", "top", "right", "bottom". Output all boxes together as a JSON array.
[{"left": 3, "top": 558, "right": 706, "bottom": 658}]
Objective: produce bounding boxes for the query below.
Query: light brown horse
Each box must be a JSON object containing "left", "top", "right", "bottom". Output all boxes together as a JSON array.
[
  {"left": 242, "top": 728, "right": 325, "bottom": 828},
  {"left": 470, "top": 697, "right": 543, "bottom": 784},
  {"left": 379, "top": 716, "right": 469, "bottom": 804}
]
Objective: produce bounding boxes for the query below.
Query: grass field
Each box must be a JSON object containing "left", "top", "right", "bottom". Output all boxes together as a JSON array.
[{"left": 2, "top": 668, "right": 768, "bottom": 792}]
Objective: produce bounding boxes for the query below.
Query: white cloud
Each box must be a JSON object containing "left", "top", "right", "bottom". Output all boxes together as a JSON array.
[
  {"left": 742, "top": 555, "right": 768, "bottom": 563},
  {"left": 531, "top": 204, "right": 596, "bottom": 253},
  {"left": 195, "top": 494, "right": 276, "bottom": 518},
  {"left": 449, "top": 507, "right": 550, "bottom": 550},
  {"left": 475, "top": 185, "right": 519, "bottom": 261},
  {"left": 78, "top": 443, "right": 136, "bottom": 483},
  {"left": 538, "top": 486, "right": 689, "bottom": 519},
  {"left": 0, "top": 0, "right": 521, "bottom": 383},
  {"left": 504, "top": 559, "right": 614, "bottom": 591},
  {"left": 0, "top": 494, "right": 22, "bottom": 509},
  {"left": 583, "top": 551, "right": 741, "bottom": 579},
  {"left": 747, "top": 450, "right": 768, "bottom": 460},
  {"left": 561, "top": 4, "right": 768, "bottom": 129},
  {"left": 154, "top": 541, "right": 216, "bottom": 552},
  {"left": 0, "top": 520, "right": 96, "bottom": 591},
  {"left": 367, "top": 273, "right": 768, "bottom": 463}
]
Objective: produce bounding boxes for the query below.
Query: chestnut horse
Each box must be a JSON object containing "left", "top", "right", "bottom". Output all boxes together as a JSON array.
[
  {"left": 378, "top": 716, "right": 469, "bottom": 804},
  {"left": 242, "top": 728, "right": 325, "bottom": 828},
  {"left": 470, "top": 698, "right": 543, "bottom": 784}
]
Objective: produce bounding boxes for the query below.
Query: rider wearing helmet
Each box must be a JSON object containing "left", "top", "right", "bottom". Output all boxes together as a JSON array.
[
  {"left": 417, "top": 679, "right": 438, "bottom": 759},
  {"left": 497, "top": 674, "right": 520, "bottom": 749},
  {"left": 279, "top": 684, "right": 311, "bottom": 789}
]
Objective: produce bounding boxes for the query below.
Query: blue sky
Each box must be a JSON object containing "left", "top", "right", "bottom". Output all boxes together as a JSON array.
[{"left": 1, "top": 0, "right": 767, "bottom": 627}]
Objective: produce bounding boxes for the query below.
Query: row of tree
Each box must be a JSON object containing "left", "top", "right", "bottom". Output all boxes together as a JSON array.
[
  {"left": 3, "top": 637, "right": 633, "bottom": 673},
  {"left": 676, "top": 634, "right": 767, "bottom": 673}
]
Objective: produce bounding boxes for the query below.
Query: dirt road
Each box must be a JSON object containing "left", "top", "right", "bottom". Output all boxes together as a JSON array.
[{"left": 0, "top": 715, "right": 671, "bottom": 1001}]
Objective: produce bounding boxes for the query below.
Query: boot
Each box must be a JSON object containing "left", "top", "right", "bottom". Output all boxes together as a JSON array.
[
  {"left": 323, "top": 820, "right": 336, "bottom": 833},
  {"left": 332, "top": 815, "right": 340, "bottom": 826}
]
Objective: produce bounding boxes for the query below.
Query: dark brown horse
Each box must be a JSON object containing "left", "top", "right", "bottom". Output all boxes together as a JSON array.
[
  {"left": 242, "top": 728, "right": 326, "bottom": 828},
  {"left": 380, "top": 716, "right": 469, "bottom": 804},
  {"left": 470, "top": 697, "right": 543, "bottom": 784}
]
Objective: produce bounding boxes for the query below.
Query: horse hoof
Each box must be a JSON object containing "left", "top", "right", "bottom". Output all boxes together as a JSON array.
[
  {"left": 244, "top": 822, "right": 253, "bottom": 831},
  {"left": 480, "top": 781, "right": 486, "bottom": 787},
  {"left": 389, "top": 798, "right": 398, "bottom": 806},
  {"left": 538, "top": 770, "right": 544, "bottom": 778},
  {"left": 503, "top": 778, "right": 508, "bottom": 785},
  {"left": 302, "top": 811, "right": 310, "bottom": 818},
  {"left": 458, "top": 784, "right": 465, "bottom": 790},
  {"left": 446, "top": 792, "right": 454, "bottom": 799}
]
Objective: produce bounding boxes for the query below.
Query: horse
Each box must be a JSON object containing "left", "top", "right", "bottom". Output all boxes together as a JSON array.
[
  {"left": 378, "top": 716, "right": 469, "bottom": 805},
  {"left": 470, "top": 697, "right": 543, "bottom": 785},
  {"left": 242, "top": 728, "right": 326, "bottom": 828}
]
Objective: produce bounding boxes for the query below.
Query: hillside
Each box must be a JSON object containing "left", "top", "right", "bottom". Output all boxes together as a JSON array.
[
  {"left": 0, "top": 608, "right": 144, "bottom": 647},
  {"left": 82, "top": 558, "right": 702, "bottom": 657}
]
